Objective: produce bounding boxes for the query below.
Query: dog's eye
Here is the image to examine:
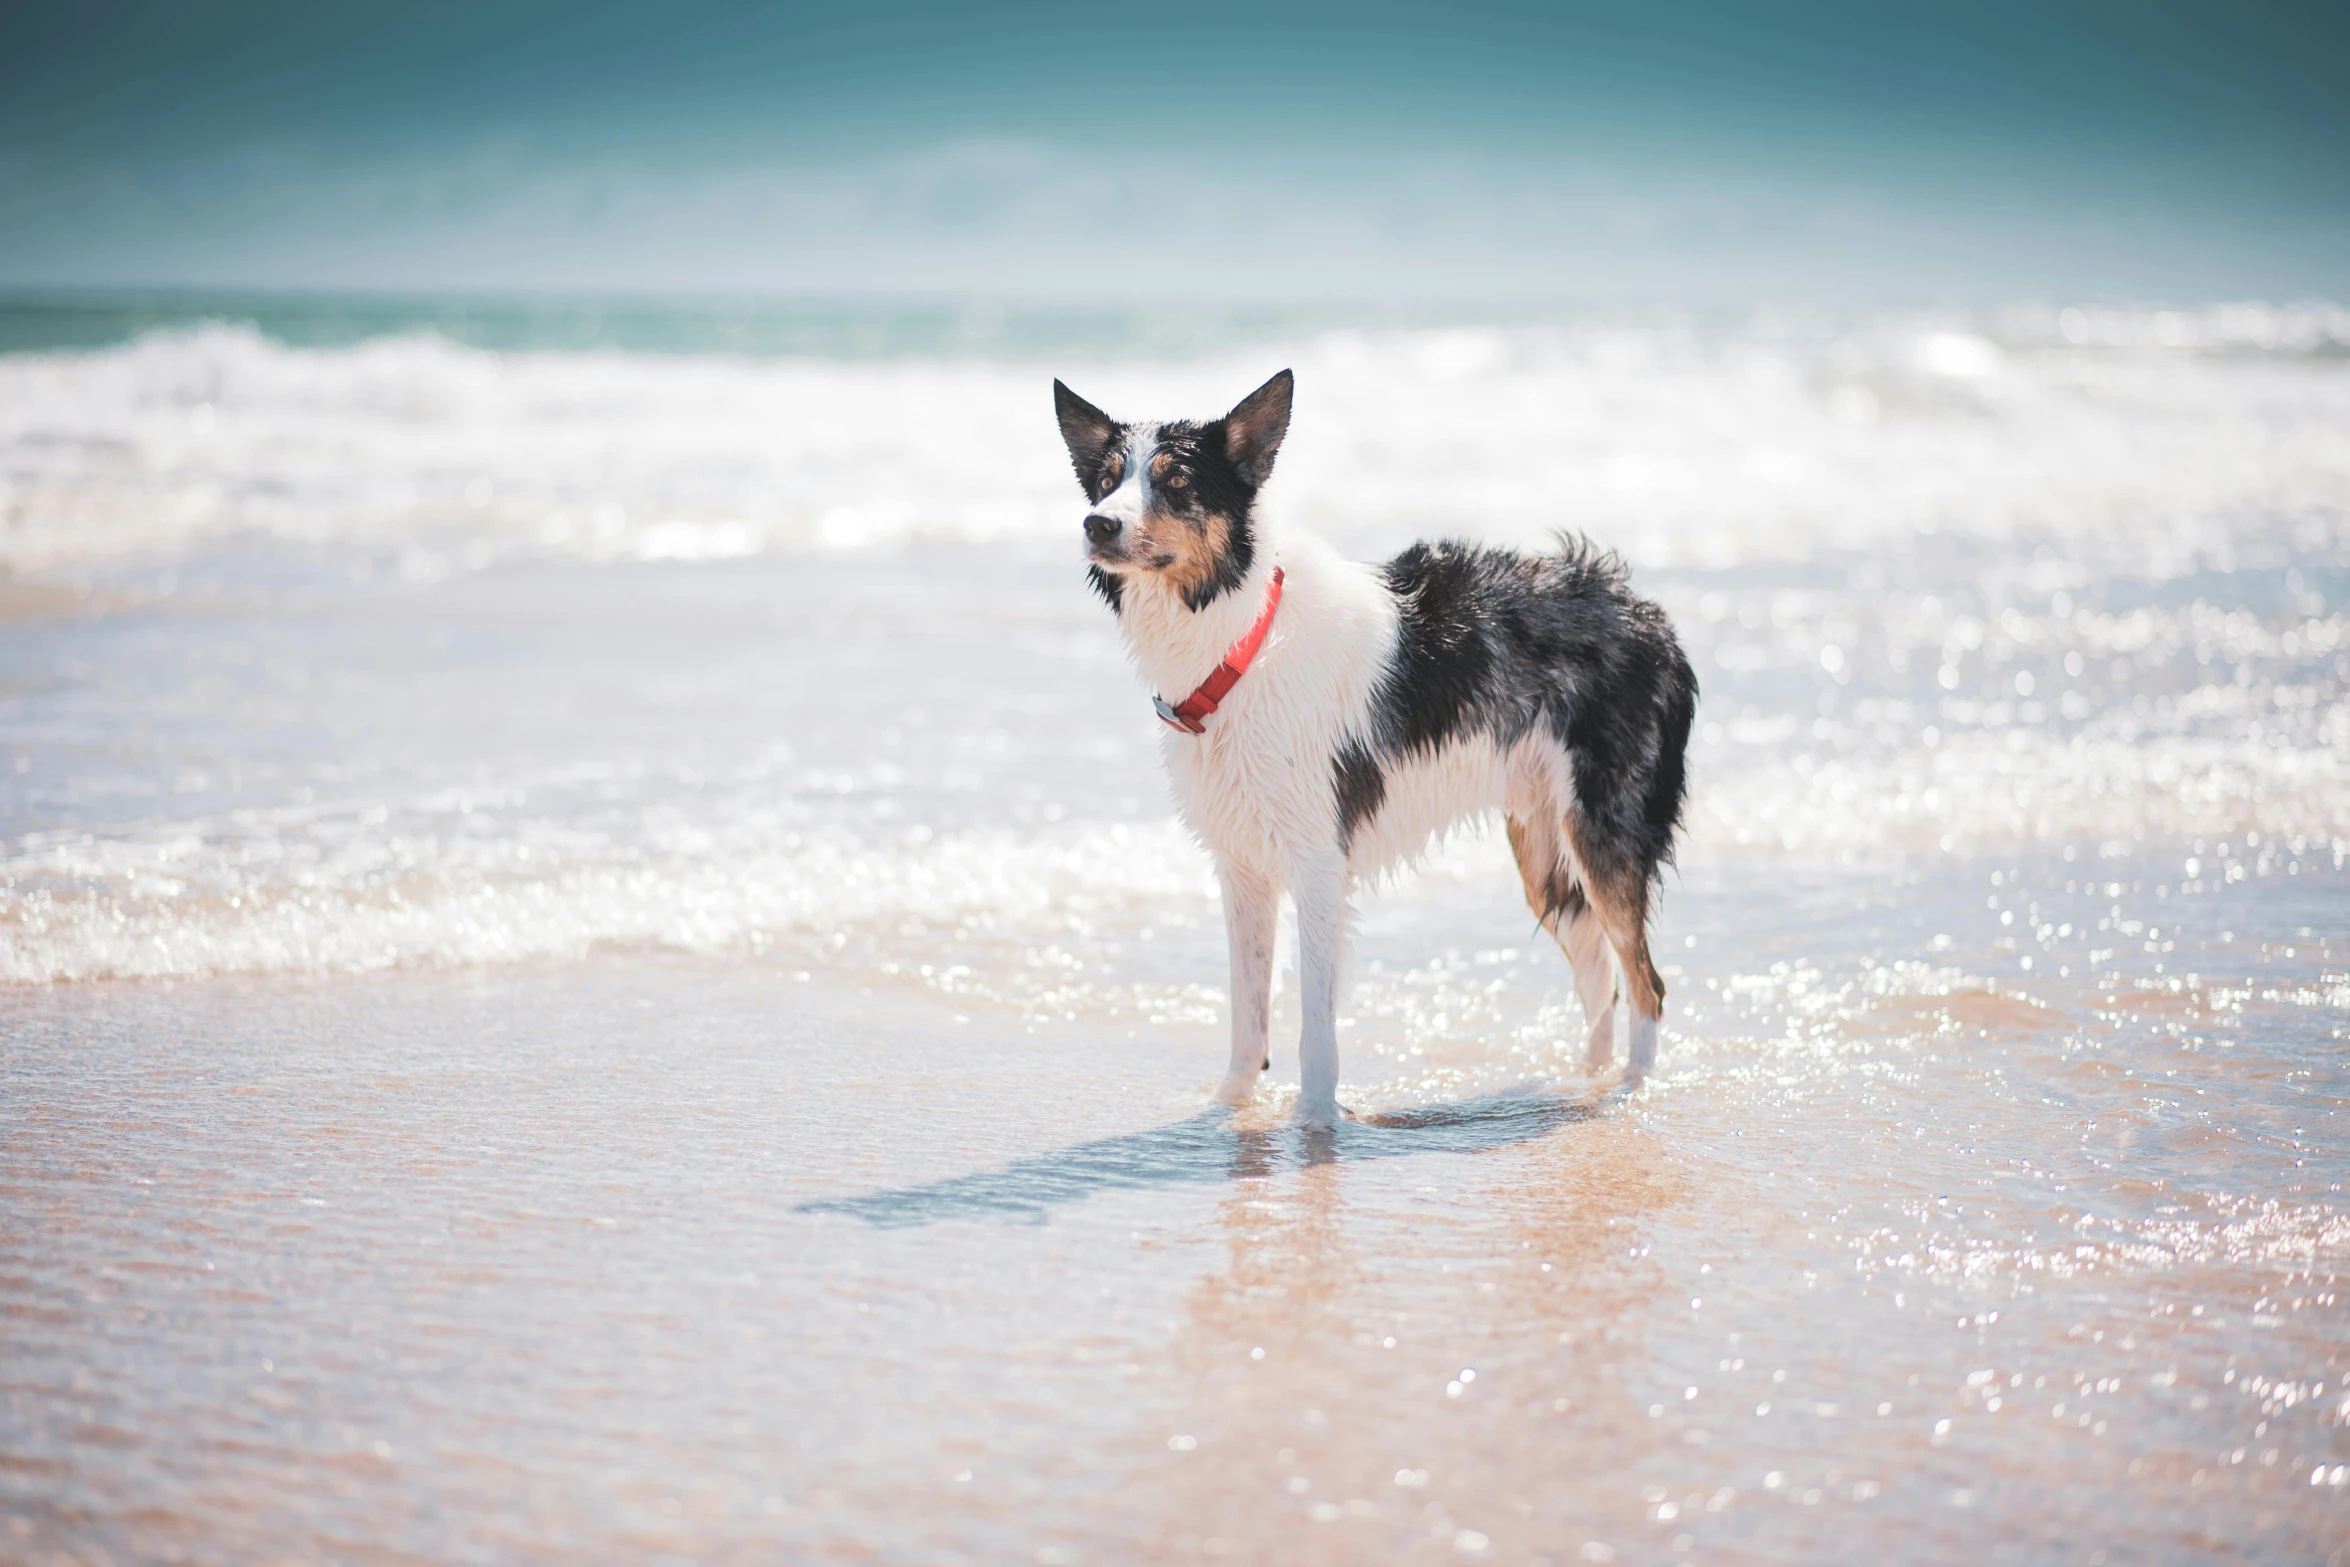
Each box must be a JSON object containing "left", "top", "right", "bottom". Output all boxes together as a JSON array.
[
  {"left": 1096, "top": 459, "right": 1123, "bottom": 494},
  {"left": 1163, "top": 471, "right": 1189, "bottom": 489}
]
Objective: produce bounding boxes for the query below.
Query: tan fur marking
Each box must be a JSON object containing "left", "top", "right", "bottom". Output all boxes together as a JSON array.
[
  {"left": 1560, "top": 814, "right": 1665, "bottom": 1019},
  {"left": 1151, "top": 510, "right": 1232, "bottom": 603},
  {"left": 1505, "top": 816, "right": 1568, "bottom": 925}
]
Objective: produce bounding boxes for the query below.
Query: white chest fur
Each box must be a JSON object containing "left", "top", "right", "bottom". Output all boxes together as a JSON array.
[{"left": 1113, "top": 531, "right": 1395, "bottom": 879}]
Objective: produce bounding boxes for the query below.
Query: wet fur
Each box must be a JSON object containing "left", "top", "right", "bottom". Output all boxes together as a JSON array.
[{"left": 1054, "top": 370, "right": 1697, "bottom": 1125}]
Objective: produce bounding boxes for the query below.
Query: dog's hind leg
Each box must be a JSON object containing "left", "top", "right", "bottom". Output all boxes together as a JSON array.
[
  {"left": 1561, "top": 896, "right": 1622, "bottom": 1071},
  {"left": 1507, "top": 817, "right": 1619, "bottom": 1070},
  {"left": 1562, "top": 818, "right": 1666, "bottom": 1077},
  {"left": 1216, "top": 858, "right": 1279, "bottom": 1106}
]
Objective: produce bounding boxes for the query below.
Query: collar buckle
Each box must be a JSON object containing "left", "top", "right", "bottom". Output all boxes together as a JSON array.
[{"left": 1154, "top": 695, "right": 1204, "bottom": 734}]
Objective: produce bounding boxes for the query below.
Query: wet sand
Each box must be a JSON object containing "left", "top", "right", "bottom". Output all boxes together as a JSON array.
[
  {"left": 5, "top": 852, "right": 2344, "bottom": 1564},
  {"left": 3, "top": 312, "right": 2347, "bottom": 1562}
]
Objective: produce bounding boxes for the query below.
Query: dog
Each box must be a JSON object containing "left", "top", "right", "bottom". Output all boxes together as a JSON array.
[{"left": 1053, "top": 369, "right": 1696, "bottom": 1126}]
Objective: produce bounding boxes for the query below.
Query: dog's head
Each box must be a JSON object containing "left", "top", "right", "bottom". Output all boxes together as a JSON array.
[{"left": 1051, "top": 369, "right": 1292, "bottom": 612}]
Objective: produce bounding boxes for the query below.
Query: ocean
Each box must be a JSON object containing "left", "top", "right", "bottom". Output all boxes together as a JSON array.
[{"left": 3, "top": 296, "right": 2346, "bottom": 1562}]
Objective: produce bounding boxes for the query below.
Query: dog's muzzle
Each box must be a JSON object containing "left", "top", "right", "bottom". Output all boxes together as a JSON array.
[{"left": 1083, "top": 514, "right": 1119, "bottom": 547}]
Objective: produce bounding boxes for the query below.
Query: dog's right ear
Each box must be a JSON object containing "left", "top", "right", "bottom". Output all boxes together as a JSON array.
[{"left": 1053, "top": 380, "right": 1120, "bottom": 473}]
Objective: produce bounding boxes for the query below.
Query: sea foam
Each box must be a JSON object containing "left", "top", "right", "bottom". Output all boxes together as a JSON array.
[
  {"left": 3, "top": 309, "right": 2344, "bottom": 576},
  {"left": 2, "top": 309, "right": 2344, "bottom": 984}
]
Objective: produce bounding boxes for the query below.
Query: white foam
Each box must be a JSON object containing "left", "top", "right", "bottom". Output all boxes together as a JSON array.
[
  {"left": 4, "top": 309, "right": 2345, "bottom": 986},
  {"left": 4, "top": 311, "right": 2346, "bottom": 578},
  {"left": 0, "top": 808, "right": 1217, "bottom": 984}
]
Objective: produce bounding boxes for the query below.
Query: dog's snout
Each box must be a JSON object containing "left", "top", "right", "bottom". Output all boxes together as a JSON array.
[{"left": 1083, "top": 514, "right": 1120, "bottom": 546}]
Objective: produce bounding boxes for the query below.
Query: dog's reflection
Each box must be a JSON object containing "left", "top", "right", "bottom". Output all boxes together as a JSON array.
[{"left": 1129, "top": 1092, "right": 1685, "bottom": 1562}]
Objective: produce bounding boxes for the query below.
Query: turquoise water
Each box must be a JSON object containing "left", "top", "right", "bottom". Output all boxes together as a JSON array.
[{"left": 0, "top": 291, "right": 1356, "bottom": 360}]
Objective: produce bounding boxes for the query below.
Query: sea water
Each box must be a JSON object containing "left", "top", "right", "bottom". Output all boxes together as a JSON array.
[{"left": 2, "top": 303, "right": 2345, "bottom": 1563}]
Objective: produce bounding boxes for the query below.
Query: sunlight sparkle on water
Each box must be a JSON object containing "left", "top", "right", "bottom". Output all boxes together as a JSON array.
[{"left": 1, "top": 310, "right": 2345, "bottom": 1562}]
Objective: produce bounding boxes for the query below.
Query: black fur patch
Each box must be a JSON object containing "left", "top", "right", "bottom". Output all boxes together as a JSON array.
[
  {"left": 1341, "top": 535, "right": 1697, "bottom": 880},
  {"left": 1332, "top": 739, "right": 1387, "bottom": 849},
  {"left": 1086, "top": 564, "right": 1124, "bottom": 611},
  {"left": 1378, "top": 542, "right": 1504, "bottom": 755}
]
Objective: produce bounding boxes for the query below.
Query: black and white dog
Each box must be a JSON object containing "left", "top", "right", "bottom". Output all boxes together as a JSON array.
[{"left": 1054, "top": 369, "right": 1696, "bottom": 1126}]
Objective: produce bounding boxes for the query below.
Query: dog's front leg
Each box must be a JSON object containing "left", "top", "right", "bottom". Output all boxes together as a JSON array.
[
  {"left": 1214, "top": 859, "right": 1279, "bottom": 1106},
  {"left": 1291, "top": 856, "right": 1350, "bottom": 1128}
]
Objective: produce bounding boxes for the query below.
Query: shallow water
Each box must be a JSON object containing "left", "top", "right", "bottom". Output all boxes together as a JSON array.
[{"left": 2, "top": 310, "right": 2347, "bottom": 1563}]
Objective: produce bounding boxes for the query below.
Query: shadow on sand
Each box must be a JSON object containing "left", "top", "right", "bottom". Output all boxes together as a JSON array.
[{"left": 799, "top": 1086, "right": 1607, "bottom": 1228}]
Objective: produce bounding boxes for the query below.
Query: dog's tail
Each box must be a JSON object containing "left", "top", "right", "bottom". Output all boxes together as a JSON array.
[{"left": 1643, "top": 642, "right": 1699, "bottom": 867}]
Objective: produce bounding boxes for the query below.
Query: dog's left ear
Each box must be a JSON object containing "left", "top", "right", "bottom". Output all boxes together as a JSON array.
[{"left": 1221, "top": 369, "right": 1293, "bottom": 488}]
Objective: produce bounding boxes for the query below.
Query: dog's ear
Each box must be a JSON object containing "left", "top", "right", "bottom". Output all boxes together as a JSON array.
[
  {"left": 1053, "top": 379, "right": 1120, "bottom": 472},
  {"left": 1221, "top": 368, "right": 1293, "bottom": 488}
]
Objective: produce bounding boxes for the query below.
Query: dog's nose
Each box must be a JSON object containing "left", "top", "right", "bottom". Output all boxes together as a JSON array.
[{"left": 1083, "top": 514, "right": 1120, "bottom": 546}]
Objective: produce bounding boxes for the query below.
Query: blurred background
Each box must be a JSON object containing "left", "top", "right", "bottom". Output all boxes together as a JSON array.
[
  {"left": 4, "top": 0, "right": 2349, "bottom": 324},
  {"left": 3, "top": 5, "right": 2347, "bottom": 1564}
]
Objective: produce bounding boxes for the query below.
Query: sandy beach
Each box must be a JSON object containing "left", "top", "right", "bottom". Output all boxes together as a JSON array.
[{"left": 3, "top": 309, "right": 2347, "bottom": 1562}]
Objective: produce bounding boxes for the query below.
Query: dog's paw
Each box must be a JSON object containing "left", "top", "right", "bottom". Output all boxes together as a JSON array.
[
  {"left": 1626, "top": 1014, "right": 1660, "bottom": 1075},
  {"left": 1212, "top": 1070, "right": 1261, "bottom": 1107}
]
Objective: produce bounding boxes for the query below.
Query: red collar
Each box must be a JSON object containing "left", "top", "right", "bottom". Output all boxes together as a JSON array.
[{"left": 1154, "top": 567, "right": 1285, "bottom": 735}]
